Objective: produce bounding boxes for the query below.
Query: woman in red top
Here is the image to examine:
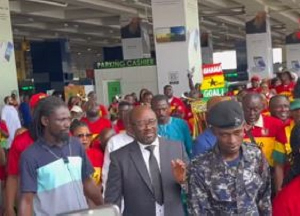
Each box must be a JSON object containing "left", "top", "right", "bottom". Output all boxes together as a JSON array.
[
  {"left": 273, "top": 123, "right": 300, "bottom": 215},
  {"left": 140, "top": 91, "right": 153, "bottom": 108},
  {"left": 70, "top": 120, "right": 104, "bottom": 186},
  {"left": 275, "top": 71, "right": 295, "bottom": 98},
  {"left": 261, "top": 82, "right": 275, "bottom": 101}
]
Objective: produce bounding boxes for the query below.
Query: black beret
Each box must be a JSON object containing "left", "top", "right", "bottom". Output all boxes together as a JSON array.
[{"left": 207, "top": 100, "right": 244, "bottom": 128}]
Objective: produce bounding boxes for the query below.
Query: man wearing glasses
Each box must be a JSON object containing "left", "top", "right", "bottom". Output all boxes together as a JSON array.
[{"left": 105, "top": 106, "right": 188, "bottom": 216}]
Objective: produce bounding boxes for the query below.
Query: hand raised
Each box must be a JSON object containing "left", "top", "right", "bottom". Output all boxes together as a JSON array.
[{"left": 171, "top": 159, "right": 187, "bottom": 184}]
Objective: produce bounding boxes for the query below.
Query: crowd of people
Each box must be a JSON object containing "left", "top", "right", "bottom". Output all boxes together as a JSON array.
[{"left": 0, "top": 70, "right": 299, "bottom": 215}]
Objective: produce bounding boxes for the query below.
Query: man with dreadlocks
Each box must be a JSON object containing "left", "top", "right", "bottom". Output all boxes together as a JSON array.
[
  {"left": 273, "top": 123, "right": 300, "bottom": 215},
  {"left": 5, "top": 93, "right": 47, "bottom": 216},
  {"left": 19, "top": 96, "right": 103, "bottom": 215}
]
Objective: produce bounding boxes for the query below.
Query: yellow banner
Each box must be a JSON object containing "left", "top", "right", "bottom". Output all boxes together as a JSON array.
[
  {"left": 201, "top": 75, "right": 226, "bottom": 90},
  {"left": 191, "top": 100, "right": 207, "bottom": 113}
]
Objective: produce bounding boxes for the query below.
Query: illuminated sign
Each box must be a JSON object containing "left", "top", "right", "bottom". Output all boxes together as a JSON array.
[
  {"left": 95, "top": 58, "right": 156, "bottom": 69},
  {"left": 21, "top": 86, "right": 34, "bottom": 91}
]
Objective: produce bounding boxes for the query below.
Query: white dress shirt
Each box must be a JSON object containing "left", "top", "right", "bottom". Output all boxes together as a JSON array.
[
  {"left": 102, "top": 132, "right": 134, "bottom": 192},
  {"left": 138, "top": 138, "right": 164, "bottom": 216}
]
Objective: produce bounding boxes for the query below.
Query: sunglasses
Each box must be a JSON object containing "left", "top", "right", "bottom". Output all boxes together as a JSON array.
[{"left": 76, "top": 133, "right": 92, "bottom": 138}]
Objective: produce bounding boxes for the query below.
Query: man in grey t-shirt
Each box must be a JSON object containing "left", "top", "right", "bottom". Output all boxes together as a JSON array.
[{"left": 19, "top": 96, "right": 103, "bottom": 215}]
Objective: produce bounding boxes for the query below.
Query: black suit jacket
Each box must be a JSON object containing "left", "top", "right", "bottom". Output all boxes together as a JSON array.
[{"left": 104, "top": 138, "right": 187, "bottom": 216}]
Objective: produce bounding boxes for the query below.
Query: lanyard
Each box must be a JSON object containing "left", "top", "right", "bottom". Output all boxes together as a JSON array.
[{"left": 39, "top": 139, "right": 72, "bottom": 164}]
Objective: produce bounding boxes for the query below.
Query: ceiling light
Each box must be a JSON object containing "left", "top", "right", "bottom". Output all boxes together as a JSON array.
[
  {"left": 87, "top": 48, "right": 92, "bottom": 51},
  {"left": 25, "top": 0, "right": 68, "bottom": 7}
]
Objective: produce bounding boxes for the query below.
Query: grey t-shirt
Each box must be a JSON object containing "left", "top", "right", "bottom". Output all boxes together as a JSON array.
[{"left": 20, "top": 137, "right": 94, "bottom": 215}]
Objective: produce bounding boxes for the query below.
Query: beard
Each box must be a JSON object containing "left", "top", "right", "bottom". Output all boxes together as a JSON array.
[
  {"left": 86, "top": 110, "right": 99, "bottom": 118},
  {"left": 52, "top": 131, "right": 70, "bottom": 144},
  {"left": 60, "top": 132, "right": 70, "bottom": 142}
]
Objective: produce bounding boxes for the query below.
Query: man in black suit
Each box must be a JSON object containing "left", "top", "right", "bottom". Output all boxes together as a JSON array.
[{"left": 105, "top": 106, "right": 187, "bottom": 216}]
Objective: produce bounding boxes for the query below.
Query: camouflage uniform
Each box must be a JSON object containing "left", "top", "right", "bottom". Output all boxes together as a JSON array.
[{"left": 187, "top": 142, "right": 271, "bottom": 216}]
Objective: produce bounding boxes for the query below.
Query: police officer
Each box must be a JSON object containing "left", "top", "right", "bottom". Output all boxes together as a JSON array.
[{"left": 187, "top": 100, "right": 271, "bottom": 215}]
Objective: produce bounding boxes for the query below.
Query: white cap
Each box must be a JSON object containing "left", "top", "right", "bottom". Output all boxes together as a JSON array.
[{"left": 70, "top": 105, "right": 83, "bottom": 113}]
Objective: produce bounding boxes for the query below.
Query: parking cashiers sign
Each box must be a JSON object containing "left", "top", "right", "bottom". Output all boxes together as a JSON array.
[{"left": 201, "top": 63, "right": 227, "bottom": 98}]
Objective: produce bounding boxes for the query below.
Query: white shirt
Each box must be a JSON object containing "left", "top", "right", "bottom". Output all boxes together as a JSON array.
[
  {"left": 245, "top": 115, "right": 264, "bottom": 131},
  {"left": 1, "top": 105, "right": 21, "bottom": 148},
  {"left": 138, "top": 138, "right": 164, "bottom": 216},
  {"left": 102, "top": 132, "right": 134, "bottom": 192},
  {"left": 254, "top": 115, "right": 264, "bottom": 128}
]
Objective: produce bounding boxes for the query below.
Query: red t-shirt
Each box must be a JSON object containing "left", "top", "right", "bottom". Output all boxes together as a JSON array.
[
  {"left": 81, "top": 117, "right": 112, "bottom": 149},
  {"left": 170, "top": 97, "right": 187, "bottom": 117},
  {"left": 114, "top": 119, "right": 125, "bottom": 134},
  {"left": 99, "top": 104, "right": 109, "bottom": 118},
  {"left": 81, "top": 117, "right": 112, "bottom": 135},
  {"left": 275, "top": 82, "right": 295, "bottom": 98},
  {"left": 0, "top": 166, "right": 5, "bottom": 180},
  {"left": 0, "top": 121, "right": 8, "bottom": 180},
  {"left": 273, "top": 176, "right": 300, "bottom": 216},
  {"left": 86, "top": 148, "right": 104, "bottom": 185},
  {"left": 7, "top": 130, "right": 34, "bottom": 175},
  {"left": 184, "top": 105, "right": 194, "bottom": 133},
  {"left": 244, "top": 115, "right": 282, "bottom": 167},
  {"left": 0, "top": 120, "right": 8, "bottom": 135}
]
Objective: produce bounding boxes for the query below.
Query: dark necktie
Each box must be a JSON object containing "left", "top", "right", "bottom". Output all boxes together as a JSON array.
[{"left": 145, "top": 145, "right": 164, "bottom": 205}]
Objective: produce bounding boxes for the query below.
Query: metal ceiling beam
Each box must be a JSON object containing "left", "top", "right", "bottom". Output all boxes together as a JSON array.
[
  {"left": 10, "top": 1, "right": 77, "bottom": 13},
  {"left": 13, "top": 24, "right": 119, "bottom": 41},
  {"left": 215, "top": 16, "right": 245, "bottom": 27},
  {"left": 200, "top": 0, "right": 241, "bottom": 9},
  {"left": 74, "top": 19, "right": 120, "bottom": 30},
  {"left": 65, "top": 0, "right": 141, "bottom": 16},
  {"left": 232, "top": 0, "right": 299, "bottom": 26},
  {"left": 29, "top": 10, "right": 65, "bottom": 19},
  {"left": 64, "top": 9, "right": 113, "bottom": 20},
  {"left": 199, "top": 6, "right": 245, "bottom": 17}
]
